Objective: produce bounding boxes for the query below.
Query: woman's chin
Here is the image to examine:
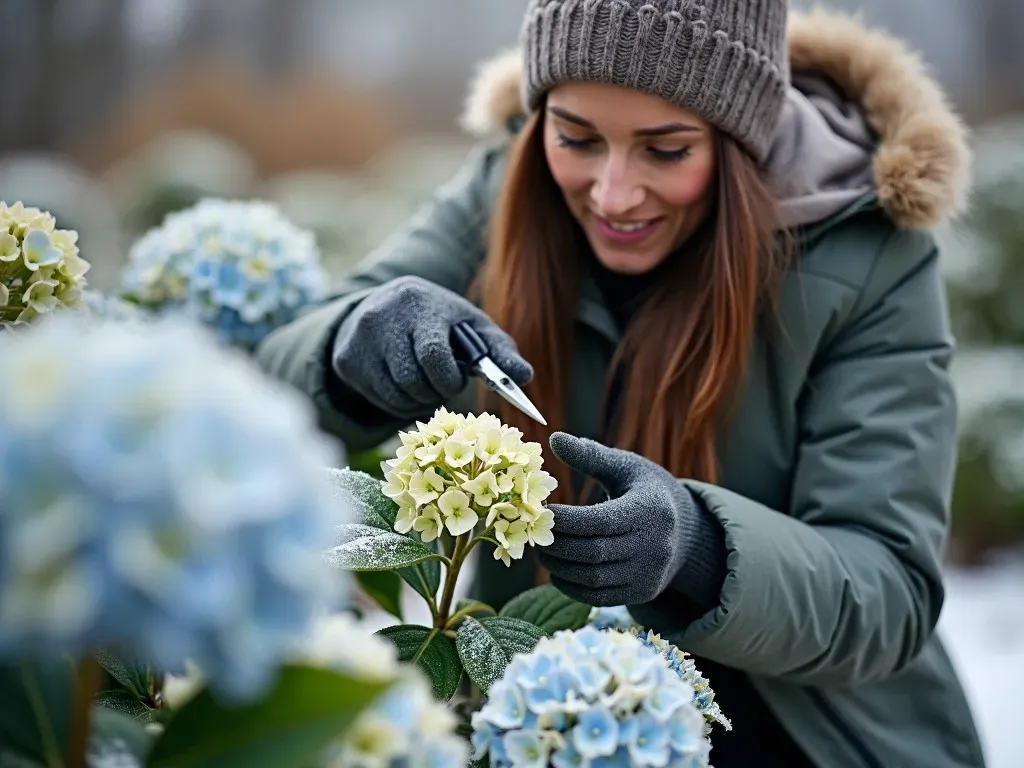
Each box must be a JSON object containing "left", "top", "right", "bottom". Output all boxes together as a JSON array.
[{"left": 591, "top": 246, "right": 668, "bottom": 276}]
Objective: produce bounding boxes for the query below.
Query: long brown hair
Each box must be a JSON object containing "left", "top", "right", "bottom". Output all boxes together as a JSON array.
[{"left": 476, "top": 108, "right": 789, "bottom": 502}]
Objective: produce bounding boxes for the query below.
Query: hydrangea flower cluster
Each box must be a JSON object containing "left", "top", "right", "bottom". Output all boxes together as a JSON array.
[
  {"left": 471, "top": 626, "right": 712, "bottom": 768},
  {"left": 304, "top": 613, "right": 469, "bottom": 768},
  {"left": 630, "top": 628, "right": 731, "bottom": 734},
  {"left": 381, "top": 407, "right": 558, "bottom": 566},
  {"left": 0, "top": 314, "right": 342, "bottom": 700},
  {"left": 0, "top": 201, "right": 90, "bottom": 325},
  {"left": 121, "top": 198, "right": 329, "bottom": 349},
  {"left": 586, "top": 607, "right": 731, "bottom": 734}
]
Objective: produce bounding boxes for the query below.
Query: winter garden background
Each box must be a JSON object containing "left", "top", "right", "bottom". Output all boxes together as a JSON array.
[{"left": 2, "top": 0, "right": 1023, "bottom": 765}]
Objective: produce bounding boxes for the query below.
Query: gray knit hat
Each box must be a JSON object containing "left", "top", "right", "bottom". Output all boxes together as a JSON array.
[{"left": 521, "top": 0, "right": 790, "bottom": 163}]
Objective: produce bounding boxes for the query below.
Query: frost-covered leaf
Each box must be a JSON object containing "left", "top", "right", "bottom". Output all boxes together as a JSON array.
[
  {"left": 94, "top": 649, "right": 152, "bottom": 699},
  {"left": 355, "top": 571, "right": 404, "bottom": 620},
  {"left": 499, "top": 585, "right": 591, "bottom": 634},
  {"left": 327, "top": 524, "right": 445, "bottom": 571},
  {"left": 455, "top": 617, "right": 544, "bottom": 695},
  {"left": 94, "top": 690, "right": 153, "bottom": 722},
  {"left": 455, "top": 619, "right": 507, "bottom": 695},
  {"left": 375, "top": 625, "right": 462, "bottom": 701},
  {"left": 324, "top": 467, "right": 397, "bottom": 530}
]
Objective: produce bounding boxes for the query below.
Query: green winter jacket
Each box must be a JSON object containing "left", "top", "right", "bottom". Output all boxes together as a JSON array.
[{"left": 255, "top": 10, "right": 985, "bottom": 768}]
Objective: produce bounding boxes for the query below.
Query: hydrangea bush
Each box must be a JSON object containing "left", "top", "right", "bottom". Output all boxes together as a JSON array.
[
  {"left": 0, "top": 200, "right": 90, "bottom": 326},
  {"left": 0, "top": 313, "right": 398, "bottom": 768},
  {"left": 120, "top": 198, "right": 329, "bottom": 349},
  {"left": 325, "top": 408, "right": 575, "bottom": 703},
  {"left": 0, "top": 313, "right": 340, "bottom": 699},
  {"left": 471, "top": 626, "right": 713, "bottom": 768}
]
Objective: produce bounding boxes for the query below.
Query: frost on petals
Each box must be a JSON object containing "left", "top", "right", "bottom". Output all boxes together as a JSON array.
[{"left": 379, "top": 408, "right": 558, "bottom": 566}]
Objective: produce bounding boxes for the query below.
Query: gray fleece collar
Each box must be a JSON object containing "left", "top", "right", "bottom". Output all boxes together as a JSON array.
[{"left": 764, "top": 74, "right": 877, "bottom": 229}]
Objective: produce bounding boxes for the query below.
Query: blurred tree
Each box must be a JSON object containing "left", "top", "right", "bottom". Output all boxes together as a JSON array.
[
  {"left": 944, "top": 119, "right": 1024, "bottom": 563},
  {"left": 0, "top": 0, "right": 59, "bottom": 151},
  {"left": 981, "top": 0, "right": 1024, "bottom": 116}
]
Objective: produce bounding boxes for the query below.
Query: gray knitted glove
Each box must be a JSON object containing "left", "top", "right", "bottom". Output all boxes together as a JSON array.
[
  {"left": 538, "top": 432, "right": 726, "bottom": 607},
  {"left": 331, "top": 276, "right": 532, "bottom": 418}
]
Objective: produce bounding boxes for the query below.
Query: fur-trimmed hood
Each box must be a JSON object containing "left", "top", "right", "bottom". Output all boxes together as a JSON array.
[{"left": 459, "top": 8, "right": 972, "bottom": 230}]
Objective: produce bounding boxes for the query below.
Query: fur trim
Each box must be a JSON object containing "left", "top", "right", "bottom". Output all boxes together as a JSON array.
[{"left": 459, "top": 8, "right": 972, "bottom": 230}]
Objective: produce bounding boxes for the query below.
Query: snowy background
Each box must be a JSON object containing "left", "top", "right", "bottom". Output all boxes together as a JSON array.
[{"left": 939, "top": 556, "right": 1024, "bottom": 768}]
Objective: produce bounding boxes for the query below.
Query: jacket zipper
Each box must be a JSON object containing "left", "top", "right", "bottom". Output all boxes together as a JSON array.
[{"left": 808, "top": 690, "right": 885, "bottom": 768}]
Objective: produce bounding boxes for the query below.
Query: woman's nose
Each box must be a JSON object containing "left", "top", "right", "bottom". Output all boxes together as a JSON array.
[{"left": 589, "top": 157, "right": 644, "bottom": 217}]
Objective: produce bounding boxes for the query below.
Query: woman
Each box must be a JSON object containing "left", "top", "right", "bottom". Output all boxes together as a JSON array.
[{"left": 256, "top": 2, "right": 984, "bottom": 766}]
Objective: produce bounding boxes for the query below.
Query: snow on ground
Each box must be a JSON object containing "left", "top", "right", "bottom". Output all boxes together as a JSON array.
[
  {"left": 939, "top": 555, "right": 1024, "bottom": 768},
  {"left": 358, "top": 552, "right": 1024, "bottom": 766}
]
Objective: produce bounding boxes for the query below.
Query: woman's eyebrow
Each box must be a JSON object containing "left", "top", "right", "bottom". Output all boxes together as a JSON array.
[{"left": 548, "top": 106, "right": 700, "bottom": 136}]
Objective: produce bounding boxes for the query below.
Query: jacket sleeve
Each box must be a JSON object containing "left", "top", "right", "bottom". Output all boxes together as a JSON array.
[
  {"left": 253, "top": 142, "right": 508, "bottom": 451},
  {"left": 630, "top": 226, "right": 956, "bottom": 687}
]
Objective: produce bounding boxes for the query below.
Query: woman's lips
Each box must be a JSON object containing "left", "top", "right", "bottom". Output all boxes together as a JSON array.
[{"left": 594, "top": 216, "right": 661, "bottom": 246}]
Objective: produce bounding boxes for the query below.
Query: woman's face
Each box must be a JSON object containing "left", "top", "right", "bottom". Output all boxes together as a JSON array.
[{"left": 543, "top": 82, "right": 718, "bottom": 275}]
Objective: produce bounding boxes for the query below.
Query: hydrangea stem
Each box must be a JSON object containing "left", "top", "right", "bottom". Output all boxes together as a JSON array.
[
  {"left": 435, "top": 534, "right": 469, "bottom": 628},
  {"left": 67, "top": 656, "right": 102, "bottom": 767}
]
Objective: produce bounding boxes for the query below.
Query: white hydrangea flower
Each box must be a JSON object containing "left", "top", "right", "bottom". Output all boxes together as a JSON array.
[
  {"left": 0, "top": 201, "right": 90, "bottom": 326},
  {"left": 380, "top": 407, "right": 558, "bottom": 566}
]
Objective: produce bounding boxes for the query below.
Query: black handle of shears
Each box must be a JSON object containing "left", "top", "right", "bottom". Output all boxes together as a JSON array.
[{"left": 450, "top": 321, "right": 489, "bottom": 368}]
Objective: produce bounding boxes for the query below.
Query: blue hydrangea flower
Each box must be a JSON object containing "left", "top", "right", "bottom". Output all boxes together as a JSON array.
[
  {"left": 471, "top": 626, "right": 713, "bottom": 768},
  {"left": 628, "top": 627, "right": 732, "bottom": 733},
  {"left": 121, "top": 198, "right": 329, "bottom": 350},
  {"left": 0, "top": 314, "right": 344, "bottom": 701}
]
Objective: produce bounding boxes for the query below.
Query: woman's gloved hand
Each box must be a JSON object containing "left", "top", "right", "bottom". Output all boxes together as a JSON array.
[
  {"left": 331, "top": 276, "right": 532, "bottom": 417},
  {"left": 538, "top": 432, "right": 726, "bottom": 607}
]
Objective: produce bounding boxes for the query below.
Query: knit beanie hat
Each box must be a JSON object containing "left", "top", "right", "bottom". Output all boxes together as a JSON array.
[{"left": 521, "top": 0, "right": 790, "bottom": 163}]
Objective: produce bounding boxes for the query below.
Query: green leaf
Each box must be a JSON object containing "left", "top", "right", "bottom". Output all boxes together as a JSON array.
[
  {"left": 0, "top": 660, "right": 73, "bottom": 768},
  {"left": 324, "top": 467, "right": 398, "bottom": 530},
  {"left": 375, "top": 625, "right": 462, "bottom": 701},
  {"left": 146, "top": 664, "right": 389, "bottom": 768},
  {"left": 355, "top": 571, "right": 404, "bottom": 620},
  {"left": 94, "top": 650, "right": 152, "bottom": 700},
  {"left": 327, "top": 524, "right": 445, "bottom": 571},
  {"left": 396, "top": 559, "right": 441, "bottom": 606},
  {"left": 94, "top": 690, "right": 153, "bottom": 722},
  {"left": 499, "top": 585, "right": 592, "bottom": 634},
  {"left": 455, "top": 617, "right": 544, "bottom": 695},
  {"left": 89, "top": 706, "right": 155, "bottom": 763}
]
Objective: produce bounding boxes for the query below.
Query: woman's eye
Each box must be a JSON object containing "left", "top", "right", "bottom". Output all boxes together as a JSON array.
[
  {"left": 556, "top": 134, "right": 596, "bottom": 150},
  {"left": 648, "top": 146, "right": 691, "bottom": 162}
]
